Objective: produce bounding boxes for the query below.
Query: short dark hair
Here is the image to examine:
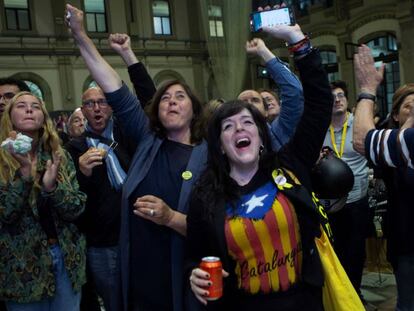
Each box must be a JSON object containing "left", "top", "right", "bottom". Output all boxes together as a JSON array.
[
  {"left": 330, "top": 80, "right": 348, "bottom": 99},
  {"left": 146, "top": 79, "right": 204, "bottom": 144},
  {"left": 389, "top": 83, "right": 414, "bottom": 128},
  {"left": 258, "top": 88, "right": 280, "bottom": 103},
  {"left": 0, "top": 77, "right": 30, "bottom": 92}
]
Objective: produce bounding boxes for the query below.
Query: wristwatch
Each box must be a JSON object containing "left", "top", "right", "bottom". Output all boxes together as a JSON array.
[{"left": 357, "top": 92, "right": 376, "bottom": 103}]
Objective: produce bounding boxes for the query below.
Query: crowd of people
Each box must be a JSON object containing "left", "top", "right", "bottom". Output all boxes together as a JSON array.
[{"left": 0, "top": 2, "right": 413, "bottom": 311}]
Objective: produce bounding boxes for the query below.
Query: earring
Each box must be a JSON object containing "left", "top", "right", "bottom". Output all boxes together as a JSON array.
[{"left": 259, "top": 144, "right": 264, "bottom": 155}]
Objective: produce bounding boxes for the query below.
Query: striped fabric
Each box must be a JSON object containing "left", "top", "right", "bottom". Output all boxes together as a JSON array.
[
  {"left": 366, "top": 128, "right": 414, "bottom": 169},
  {"left": 225, "top": 182, "right": 302, "bottom": 295}
]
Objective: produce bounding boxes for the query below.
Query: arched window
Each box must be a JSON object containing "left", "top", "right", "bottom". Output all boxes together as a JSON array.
[
  {"left": 364, "top": 34, "right": 399, "bottom": 116},
  {"left": 88, "top": 80, "right": 98, "bottom": 89},
  {"left": 320, "top": 50, "right": 339, "bottom": 82},
  {"left": 24, "top": 80, "right": 43, "bottom": 100}
]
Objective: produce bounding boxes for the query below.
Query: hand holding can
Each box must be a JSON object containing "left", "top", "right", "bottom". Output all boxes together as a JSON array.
[{"left": 200, "top": 257, "right": 223, "bottom": 301}]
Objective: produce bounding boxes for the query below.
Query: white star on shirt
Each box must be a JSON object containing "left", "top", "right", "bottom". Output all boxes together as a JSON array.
[{"left": 243, "top": 194, "right": 269, "bottom": 214}]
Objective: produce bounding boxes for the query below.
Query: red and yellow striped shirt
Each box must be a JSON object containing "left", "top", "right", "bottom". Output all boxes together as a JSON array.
[{"left": 225, "top": 181, "right": 302, "bottom": 295}]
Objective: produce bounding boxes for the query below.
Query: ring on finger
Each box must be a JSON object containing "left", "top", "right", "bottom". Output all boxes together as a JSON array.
[{"left": 150, "top": 209, "right": 155, "bottom": 217}]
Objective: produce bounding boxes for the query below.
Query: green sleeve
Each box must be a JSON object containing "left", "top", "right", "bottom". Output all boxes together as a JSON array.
[
  {"left": 0, "top": 173, "right": 33, "bottom": 224},
  {"left": 48, "top": 150, "right": 87, "bottom": 222}
]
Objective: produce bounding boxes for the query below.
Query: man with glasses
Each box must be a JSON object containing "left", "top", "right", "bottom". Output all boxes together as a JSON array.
[
  {"left": 65, "top": 86, "right": 137, "bottom": 311},
  {"left": 0, "top": 77, "right": 30, "bottom": 117},
  {"left": 321, "top": 80, "right": 371, "bottom": 305}
]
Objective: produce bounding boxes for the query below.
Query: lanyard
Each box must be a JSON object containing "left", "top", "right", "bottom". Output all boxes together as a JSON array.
[{"left": 329, "top": 112, "right": 348, "bottom": 158}]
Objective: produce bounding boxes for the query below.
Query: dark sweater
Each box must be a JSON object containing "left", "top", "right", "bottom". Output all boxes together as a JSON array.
[{"left": 65, "top": 121, "right": 135, "bottom": 247}]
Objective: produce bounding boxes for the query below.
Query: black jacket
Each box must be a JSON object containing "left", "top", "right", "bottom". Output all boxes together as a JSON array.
[
  {"left": 65, "top": 120, "right": 135, "bottom": 247},
  {"left": 185, "top": 49, "right": 333, "bottom": 310}
]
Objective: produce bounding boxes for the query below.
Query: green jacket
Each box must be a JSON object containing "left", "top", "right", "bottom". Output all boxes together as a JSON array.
[{"left": 0, "top": 148, "right": 87, "bottom": 303}]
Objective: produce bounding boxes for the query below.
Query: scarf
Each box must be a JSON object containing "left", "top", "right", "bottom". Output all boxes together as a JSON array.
[{"left": 85, "top": 118, "right": 126, "bottom": 191}]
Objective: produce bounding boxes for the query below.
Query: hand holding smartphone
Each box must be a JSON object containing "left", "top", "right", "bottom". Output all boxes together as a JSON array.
[{"left": 250, "top": 7, "right": 295, "bottom": 32}]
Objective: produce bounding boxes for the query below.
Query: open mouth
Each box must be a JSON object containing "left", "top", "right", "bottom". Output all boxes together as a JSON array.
[
  {"left": 235, "top": 138, "right": 251, "bottom": 148},
  {"left": 94, "top": 115, "right": 103, "bottom": 122}
]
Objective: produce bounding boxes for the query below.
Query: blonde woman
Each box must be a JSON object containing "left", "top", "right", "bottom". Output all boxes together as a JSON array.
[{"left": 0, "top": 92, "right": 87, "bottom": 311}]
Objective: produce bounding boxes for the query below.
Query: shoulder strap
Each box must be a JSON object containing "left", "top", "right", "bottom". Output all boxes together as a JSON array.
[{"left": 272, "top": 168, "right": 334, "bottom": 242}]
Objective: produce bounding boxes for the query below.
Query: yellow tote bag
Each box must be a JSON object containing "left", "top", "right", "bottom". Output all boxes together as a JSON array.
[{"left": 315, "top": 230, "right": 365, "bottom": 311}]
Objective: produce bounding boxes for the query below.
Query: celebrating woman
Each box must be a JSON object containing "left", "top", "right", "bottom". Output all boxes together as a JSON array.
[
  {"left": 186, "top": 29, "right": 333, "bottom": 310},
  {"left": 0, "top": 92, "right": 86, "bottom": 310},
  {"left": 65, "top": 3, "right": 304, "bottom": 310}
]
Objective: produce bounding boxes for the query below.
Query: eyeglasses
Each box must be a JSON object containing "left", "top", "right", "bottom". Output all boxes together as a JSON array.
[
  {"left": 0, "top": 92, "right": 15, "bottom": 101},
  {"left": 332, "top": 93, "right": 346, "bottom": 101},
  {"left": 82, "top": 98, "right": 108, "bottom": 110}
]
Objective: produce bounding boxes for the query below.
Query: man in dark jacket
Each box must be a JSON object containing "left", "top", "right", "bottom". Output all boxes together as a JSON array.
[{"left": 65, "top": 86, "right": 136, "bottom": 311}]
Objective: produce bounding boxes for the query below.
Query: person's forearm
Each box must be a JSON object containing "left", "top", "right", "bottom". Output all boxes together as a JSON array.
[
  {"left": 167, "top": 211, "right": 187, "bottom": 236},
  {"left": 353, "top": 99, "right": 375, "bottom": 155},
  {"left": 257, "top": 47, "right": 275, "bottom": 63},
  {"left": 72, "top": 30, "right": 122, "bottom": 93},
  {"left": 120, "top": 49, "right": 139, "bottom": 67}
]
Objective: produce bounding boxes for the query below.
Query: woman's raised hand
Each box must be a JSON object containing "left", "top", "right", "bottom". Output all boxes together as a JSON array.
[{"left": 42, "top": 151, "right": 62, "bottom": 192}]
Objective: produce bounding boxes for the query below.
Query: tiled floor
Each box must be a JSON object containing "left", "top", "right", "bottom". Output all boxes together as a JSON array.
[
  {"left": 362, "top": 237, "right": 397, "bottom": 310},
  {"left": 361, "top": 271, "right": 397, "bottom": 311}
]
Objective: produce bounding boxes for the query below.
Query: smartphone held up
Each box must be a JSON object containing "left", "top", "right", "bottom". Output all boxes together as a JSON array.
[{"left": 250, "top": 7, "right": 295, "bottom": 32}]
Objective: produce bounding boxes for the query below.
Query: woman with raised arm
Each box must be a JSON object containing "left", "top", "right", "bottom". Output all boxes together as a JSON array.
[
  {"left": 65, "top": 4, "right": 304, "bottom": 311},
  {"left": 66, "top": 5, "right": 206, "bottom": 311},
  {"left": 186, "top": 25, "right": 333, "bottom": 310},
  {"left": 353, "top": 44, "right": 414, "bottom": 311},
  {"left": 0, "top": 92, "right": 86, "bottom": 311}
]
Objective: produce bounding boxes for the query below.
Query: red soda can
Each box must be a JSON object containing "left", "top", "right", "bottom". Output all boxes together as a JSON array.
[{"left": 200, "top": 256, "right": 223, "bottom": 301}]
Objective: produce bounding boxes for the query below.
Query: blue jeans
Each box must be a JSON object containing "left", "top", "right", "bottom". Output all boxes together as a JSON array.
[
  {"left": 87, "top": 246, "right": 121, "bottom": 311},
  {"left": 6, "top": 244, "right": 80, "bottom": 311},
  {"left": 395, "top": 254, "right": 414, "bottom": 311}
]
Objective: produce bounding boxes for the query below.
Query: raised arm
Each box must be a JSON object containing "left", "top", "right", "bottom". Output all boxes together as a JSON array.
[
  {"left": 65, "top": 4, "right": 121, "bottom": 93},
  {"left": 246, "top": 16, "right": 307, "bottom": 150},
  {"left": 66, "top": 5, "right": 151, "bottom": 143},
  {"left": 288, "top": 48, "right": 333, "bottom": 170},
  {"left": 109, "top": 33, "right": 157, "bottom": 107},
  {"left": 353, "top": 45, "right": 385, "bottom": 155},
  {"left": 246, "top": 37, "right": 304, "bottom": 151}
]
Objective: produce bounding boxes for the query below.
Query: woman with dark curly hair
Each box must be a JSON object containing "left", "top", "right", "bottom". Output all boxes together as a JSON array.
[{"left": 186, "top": 26, "right": 334, "bottom": 310}]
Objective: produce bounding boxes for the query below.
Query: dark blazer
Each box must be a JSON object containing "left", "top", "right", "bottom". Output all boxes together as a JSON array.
[{"left": 104, "top": 83, "right": 208, "bottom": 311}]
